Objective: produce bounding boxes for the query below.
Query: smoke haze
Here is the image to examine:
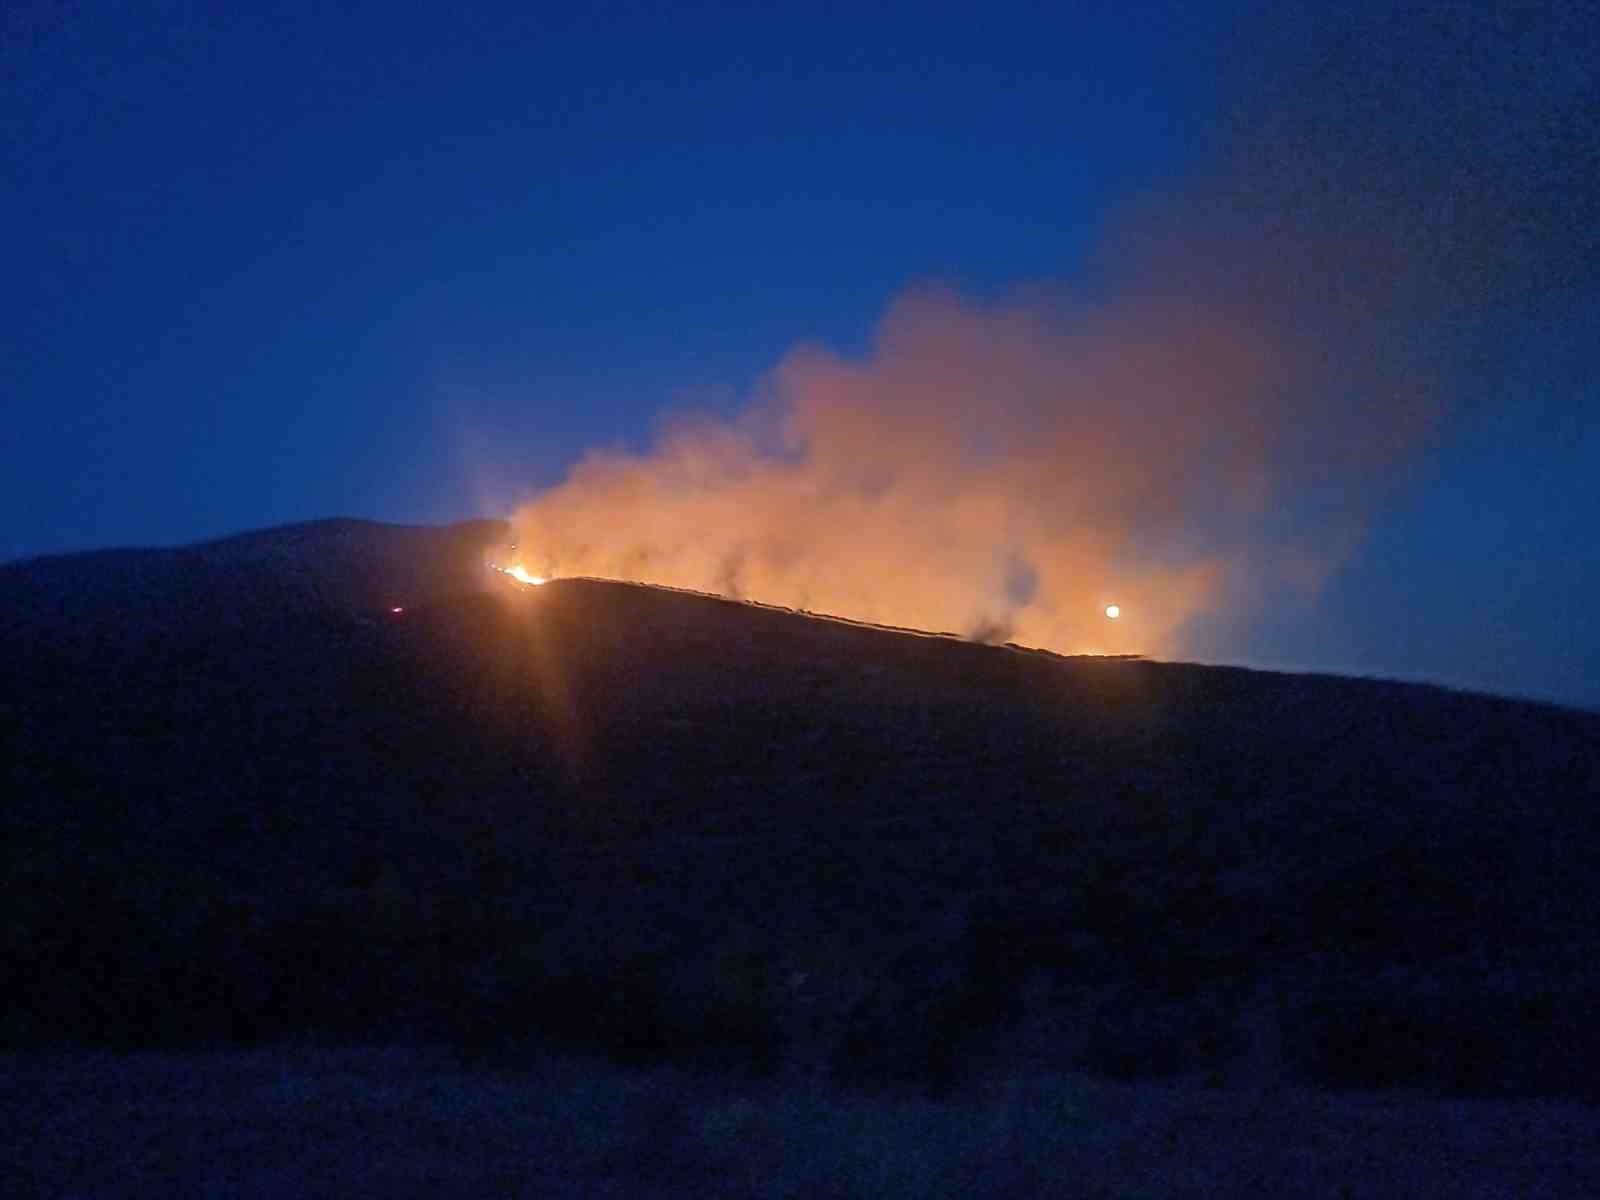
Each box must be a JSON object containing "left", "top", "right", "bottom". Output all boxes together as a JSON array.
[{"left": 512, "top": 2, "right": 1596, "bottom": 657}]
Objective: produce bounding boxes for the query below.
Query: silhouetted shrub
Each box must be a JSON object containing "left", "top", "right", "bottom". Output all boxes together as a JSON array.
[
  {"left": 650, "top": 983, "right": 786, "bottom": 1078},
  {"left": 830, "top": 954, "right": 1018, "bottom": 1095},
  {"left": 448, "top": 918, "right": 788, "bottom": 1078},
  {"left": 1079, "top": 987, "right": 1237, "bottom": 1080},
  {"left": 1288, "top": 980, "right": 1600, "bottom": 1100},
  {"left": 831, "top": 980, "right": 961, "bottom": 1094}
]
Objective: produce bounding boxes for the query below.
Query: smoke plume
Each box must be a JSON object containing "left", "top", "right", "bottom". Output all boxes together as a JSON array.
[{"left": 512, "top": 3, "right": 1595, "bottom": 657}]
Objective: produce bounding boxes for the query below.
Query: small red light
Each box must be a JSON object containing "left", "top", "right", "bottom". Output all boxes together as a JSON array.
[{"left": 390, "top": 606, "right": 404, "bottom": 614}]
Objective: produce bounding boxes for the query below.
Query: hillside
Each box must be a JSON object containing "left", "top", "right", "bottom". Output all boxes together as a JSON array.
[
  {"left": 3, "top": 521, "right": 1598, "bottom": 1099},
  {"left": 0, "top": 517, "right": 509, "bottom": 648}
]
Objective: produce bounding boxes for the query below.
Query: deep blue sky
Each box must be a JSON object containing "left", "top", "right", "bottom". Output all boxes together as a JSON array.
[{"left": 5, "top": 1, "right": 1598, "bottom": 709}]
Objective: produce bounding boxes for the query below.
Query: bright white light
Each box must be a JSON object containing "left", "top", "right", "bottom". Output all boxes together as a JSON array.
[{"left": 1104, "top": 604, "right": 1120, "bottom": 619}]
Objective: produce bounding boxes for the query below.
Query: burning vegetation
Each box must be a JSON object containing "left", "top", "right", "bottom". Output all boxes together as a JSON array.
[{"left": 495, "top": 563, "right": 547, "bottom": 587}]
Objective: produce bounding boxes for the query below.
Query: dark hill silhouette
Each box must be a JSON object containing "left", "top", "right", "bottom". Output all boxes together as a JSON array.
[
  {"left": 0, "top": 517, "right": 509, "bottom": 648},
  {"left": 3, "top": 520, "right": 1598, "bottom": 1099}
]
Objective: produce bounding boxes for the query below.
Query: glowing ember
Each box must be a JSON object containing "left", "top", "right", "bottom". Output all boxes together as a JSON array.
[{"left": 1104, "top": 604, "right": 1120, "bottom": 619}]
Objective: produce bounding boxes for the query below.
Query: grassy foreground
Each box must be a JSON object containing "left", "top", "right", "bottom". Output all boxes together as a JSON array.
[{"left": 6, "top": 1046, "right": 1597, "bottom": 1198}]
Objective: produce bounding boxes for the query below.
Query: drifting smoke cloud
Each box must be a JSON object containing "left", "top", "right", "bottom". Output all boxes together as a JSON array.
[
  {"left": 513, "top": 287, "right": 1304, "bottom": 654},
  {"left": 512, "top": 2, "right": 1596, "bottom": 656}
]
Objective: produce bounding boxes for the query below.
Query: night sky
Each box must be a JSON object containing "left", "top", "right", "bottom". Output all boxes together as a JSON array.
[{"left": 5, "top": 1, "right": 1598, "bottom": 710}]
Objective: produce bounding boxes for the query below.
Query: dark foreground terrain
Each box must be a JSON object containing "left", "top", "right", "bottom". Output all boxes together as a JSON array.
[
  {"left": 9, "top": 1046, "right": 1600, "bottom": 1199},
  {"left": 3, "top": 519, "right": 1598, "bottom": 1189}
]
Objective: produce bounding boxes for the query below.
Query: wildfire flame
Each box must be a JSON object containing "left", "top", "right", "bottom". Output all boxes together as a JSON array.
[{"left": 493, "top": 562, "right": 548, "bottom": 586}]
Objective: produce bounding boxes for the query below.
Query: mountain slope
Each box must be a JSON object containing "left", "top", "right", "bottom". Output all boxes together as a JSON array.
[
  {"left": 3, "top": 521, "right": 1597, "bottom": 1098},
  {"left": 0, "top": 517, "right": 509, "bottom": 647}
]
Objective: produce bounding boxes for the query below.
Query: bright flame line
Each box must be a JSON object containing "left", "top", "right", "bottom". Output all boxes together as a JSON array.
[{"left": 490, "top": 562, "right": 548, "bottom": 586}]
